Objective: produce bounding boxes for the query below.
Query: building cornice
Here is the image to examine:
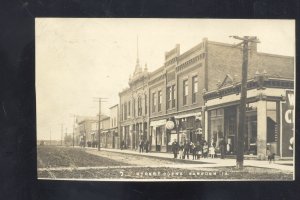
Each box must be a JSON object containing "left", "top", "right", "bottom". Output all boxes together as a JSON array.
[{"left": 203, "top": 77, "right": 294, "bottom": 101}]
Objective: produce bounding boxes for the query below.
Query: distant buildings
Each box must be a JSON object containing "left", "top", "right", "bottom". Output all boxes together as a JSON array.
[{"left": 76, "top": 115, "right": 108, "bottom": 147}]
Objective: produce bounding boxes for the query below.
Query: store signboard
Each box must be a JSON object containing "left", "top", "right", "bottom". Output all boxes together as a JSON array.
[{"left": 281, "top": 90, "right": 294, "bottom": 157}]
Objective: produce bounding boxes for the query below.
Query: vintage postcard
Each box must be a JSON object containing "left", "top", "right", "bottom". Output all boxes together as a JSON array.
[{"left": 36, "top": 18, "right": 295, "bottom": 181}]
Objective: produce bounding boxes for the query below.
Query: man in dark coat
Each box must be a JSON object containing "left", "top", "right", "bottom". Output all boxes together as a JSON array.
[
  {"left": 171, "top": 139, "right": 179, "bottom": 159},
  {"left": 144, "top": 140, "right": 150, "bottom": 153},
  {"left": 219, "top": 138, "right": 226, "bottom": 159},
  {"left": 139, "top": 139, "right": 144, "bottom": 153},
  {"left": 183, "top": 140, "right": 190, "bottom": 159}
]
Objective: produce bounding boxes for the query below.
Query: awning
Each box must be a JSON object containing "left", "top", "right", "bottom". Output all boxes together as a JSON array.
[
  {"left": 150, "top": 119, "right": 167, "bottom": 127},
  {"left": 174, "top": 112, "right": 202, "bottom": 119}
]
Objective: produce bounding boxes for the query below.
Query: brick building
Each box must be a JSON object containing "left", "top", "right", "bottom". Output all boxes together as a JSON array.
[
  {"left": 119, "top": 49, "right": 150, "bottom": 150},
  {"left": 118, "top": 38, "right": 294, "bottom": 156},
  {"left": 76, "top": 115, "right": 109, "bottom": 147},
  {"left": 109, "top": 104, "right": 120, "bottom": 149},
  {"left": 100, "top": 116, "right": 111, "bottom": 148}
]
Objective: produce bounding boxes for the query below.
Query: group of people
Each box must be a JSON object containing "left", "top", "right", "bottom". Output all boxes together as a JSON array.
[
  {"left": 138, "top": 139, "right": 150, "bottom": 153},
  {"left": 171, "top": 138, "right": 227, "bottom": 160},
  {"left": 120, "top": 139, "right": 149, "bottom": 153}
]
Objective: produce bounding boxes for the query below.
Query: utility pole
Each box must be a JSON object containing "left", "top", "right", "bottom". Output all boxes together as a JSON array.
[
  {"left": 49, "top": 128, "right": 51, "bottom": 145},
  {"left": 94, "top": 97, "right": 108, "bottom": 151},
  {"left": 230, "top": 36, "right": 260, "bottom": 169},
  {"left": 60, "top": 124, "right": 64, "bottom": 146},
  {"left": 70, "top": 114, "right": 76, "bottom": 147}
]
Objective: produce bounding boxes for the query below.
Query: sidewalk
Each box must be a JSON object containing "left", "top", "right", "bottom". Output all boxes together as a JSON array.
[{"left": 84, "top": 147, "right": 294, "bottom": 172}]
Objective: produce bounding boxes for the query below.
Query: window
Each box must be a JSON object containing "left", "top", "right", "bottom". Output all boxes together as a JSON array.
[
  {"left": 152, "top": 93, "right": 157, "bottom": 113},
  {"left": 167, "top": 85, "right": 176, "bottom": 109},
  {"left": 128, "top": 101, "right": 131, "bottom": 117},
  {"left": 172, "top": 85, "right": 175, "bottom": 108},
  {"left": 167, "top": 86, "right": 172, "bottom": 110},
  {"left": 192, "top": 76, "right": 198, "bottom": 103},
  {"left": 138, "top": 96, "right": 142, "bottom": 116},
  {"left": 121, "top": 104, "right": 123, "bottom": 121},
  {"left": 183, "top": 80, "right": 188, "bottom": 105},
  {"left": 124, "top": 103, "right": 127, "bottom": 120},
  {"left": 144, "top": 94, "right": 147, "bottom": 115},
  {"left": 158, "top": 90, "right": 162, "bottom": 112},
  {"left": 133, "top": 99, "right": 135, "bottom": 117}
]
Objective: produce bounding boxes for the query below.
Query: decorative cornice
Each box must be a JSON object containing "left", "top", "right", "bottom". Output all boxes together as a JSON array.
[
  {"left": 176, "top": 54, "right": 204, "bottom": 72},
  {"left": 203, "top": 78, "right": 294, "bottom": 101}
]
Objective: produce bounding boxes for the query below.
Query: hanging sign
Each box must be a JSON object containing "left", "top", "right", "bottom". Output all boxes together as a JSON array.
[{"left": 165, "top": 120, "right": 175, "bottom": 130}]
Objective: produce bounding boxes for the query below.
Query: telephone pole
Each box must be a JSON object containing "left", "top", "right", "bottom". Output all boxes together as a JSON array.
[
  {"left": 230, "top": 36, "right": 260, "bottom": 169},
  {"left": 70, "top": 114, "right": 76, "bottom": 147},
  {"left": 49, "top": 128, "right": 52, "bottom": 145},
  {"left": 60, "top": 124, "right": 64, "bottom": 146},
  {"left": 94, "top": 97, "right": 108, "bottom": 151}
]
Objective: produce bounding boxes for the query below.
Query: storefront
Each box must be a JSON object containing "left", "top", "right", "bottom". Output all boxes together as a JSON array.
[
  {"left": 150, "top": 119, "right": 167, "bottom": 152},
  {"left": 174, "top": 112, "right": 202, "bottom": 145},
  {"left": 203, "top": 77, "right": 294, "bottom": 159}
]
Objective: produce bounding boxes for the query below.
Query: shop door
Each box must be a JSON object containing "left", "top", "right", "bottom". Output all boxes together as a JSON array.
[
  {"left": 224, "top": 106, "right": 237, "bottom": 154},
  {"left": 156, "top": 127, "right": 162, "bottom": 151}
]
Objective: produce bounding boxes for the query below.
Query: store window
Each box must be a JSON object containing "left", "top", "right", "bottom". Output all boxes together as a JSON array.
[
  {"left": 267, "top": 101, "right": 277, "bottom": 144},
  {"left": 209, "top": 108, "right": 224, "bottom": 147}
]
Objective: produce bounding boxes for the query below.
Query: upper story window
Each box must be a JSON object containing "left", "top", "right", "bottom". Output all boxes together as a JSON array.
[
  {"left": 192, "top": 76, "right": 198, "bottom": 103},
  {"left": 121, "top": 104, "right": 123, "bottom": 121},
  {"left": 183, "top": 80, "right": 188, "bottom": 105},
  {"left": 124, "top": 103, "right": 127, "bottom": 120},
  {"left": 144, "top": 94, "right": 147, "bottom": 115},
  {"left": 128, "top": 101, "right": 131, "bottom": 117},
  {"left": 132, "top": 98, "right": 135, "bottom": 117},
  {"left": 152, "top": 92, "right": 157, "bottom": 113},
  {"left": 158, "top": 90, "right": 162, "bottom": 112},
  {"left": 138, "top": 96, "right": 142, "bottom": 116},
  {"left": 167, "top": 85, "right": 176, "bottom": 110}
]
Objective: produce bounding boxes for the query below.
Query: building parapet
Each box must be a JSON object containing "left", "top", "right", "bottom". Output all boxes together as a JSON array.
[{"left": 203, "top": 77, "right": 294, "bottom": 101}]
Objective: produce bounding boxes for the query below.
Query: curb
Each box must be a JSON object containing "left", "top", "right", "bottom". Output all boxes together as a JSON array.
[{"left": 87, "top": 148, "right": 211, "bottom": 165}]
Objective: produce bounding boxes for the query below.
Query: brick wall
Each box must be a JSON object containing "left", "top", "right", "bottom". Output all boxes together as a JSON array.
[{"left": 207, "top": 41, "right": 294, "bottom": 91}]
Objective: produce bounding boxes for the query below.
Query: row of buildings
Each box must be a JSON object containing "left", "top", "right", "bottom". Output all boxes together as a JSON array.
[{"left": 75, "top": 38, "right": 294, "bottom": 159}]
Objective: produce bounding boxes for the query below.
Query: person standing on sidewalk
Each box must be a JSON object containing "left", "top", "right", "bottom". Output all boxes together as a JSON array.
[
  {"left": 183, "top": 140, "right": 190, "bottom": 159},
  {"left": 144, "top": 140, "right": 149, "bottom": 153},
  {"left": 191, "top": 141, "right": 197, "bottom": 160},
  {"left": 178, "top": 142, "right": 184, "bottom": 159},
  {"left": 219, "top": 137, "right": 226, "bottom": 159},
  {"left": 139, "top": 139, "right": 144, "bottom": 153},
  {"left": 171, "top": 139, "right": 179, "bottom": 159}
]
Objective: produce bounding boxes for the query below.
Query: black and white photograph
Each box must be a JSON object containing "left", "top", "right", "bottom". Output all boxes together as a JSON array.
[{"left": 36, "top": 18, "right": 295, "bottom": 181}]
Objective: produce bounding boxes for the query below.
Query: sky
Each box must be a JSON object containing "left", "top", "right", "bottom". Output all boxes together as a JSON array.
[{"left": 36, "top": 18, "right": 295, "bottom": 140}]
